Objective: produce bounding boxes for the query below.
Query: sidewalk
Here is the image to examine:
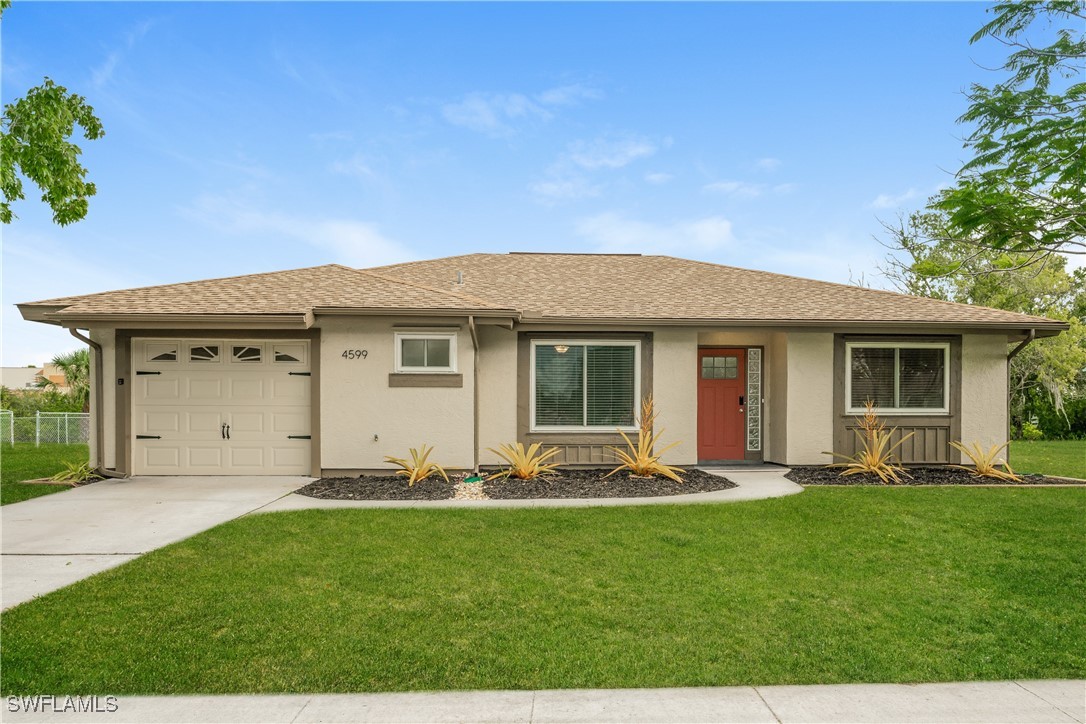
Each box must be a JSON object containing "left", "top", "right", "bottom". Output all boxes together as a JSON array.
[{"left": 4, "top": 680, "right": 1082, "bottom": 723}]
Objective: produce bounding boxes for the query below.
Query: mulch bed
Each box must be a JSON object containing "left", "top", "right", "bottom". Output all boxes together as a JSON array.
[
  {"left": 298, "top": 468, "right": 736, "bottom": 501},
  {"left": 483, "top": 468, "right": 736, "bottom": 499},
  {"left": 298, "top": 475, "right": 454, "bottom": 500},
  {"left": 785, "top": 466, "right": 1076, "bottom": 486}
]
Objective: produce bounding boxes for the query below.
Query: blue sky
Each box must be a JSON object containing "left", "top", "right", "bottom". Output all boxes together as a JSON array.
[{"left": 1, "top": 1, "right": 1024, "bottom": 364}]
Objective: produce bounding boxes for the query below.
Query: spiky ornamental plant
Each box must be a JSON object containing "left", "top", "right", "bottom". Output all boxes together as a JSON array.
[
  {"left": 383, "top": 444, "right": 449, "bottom": 486},
  {"left": 605, "top": 395, "right": 685, "bottom": 483}
]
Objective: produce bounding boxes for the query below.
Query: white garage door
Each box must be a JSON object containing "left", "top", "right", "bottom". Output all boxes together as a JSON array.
[{"left": 133, "top": 339, "right": 311, "bottom": 475}]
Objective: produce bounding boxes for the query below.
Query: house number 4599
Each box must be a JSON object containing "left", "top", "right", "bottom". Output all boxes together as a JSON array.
[{"left": 342, "top": 349, "right": 368, "bottom": 360}]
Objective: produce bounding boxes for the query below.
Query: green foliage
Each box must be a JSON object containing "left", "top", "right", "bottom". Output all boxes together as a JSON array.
[
  {"left": 0, "top": 444, "right": 88, "bottom": 505},
  {"left": 48, "top": 460, "right": 102, "bottom": 484},
  {"left": 1, "top": 77, "right": 105, "bottom": 225},
  {"left": 383, "top": 444, "right": 449, "bottom": 486},
  {"left": 935, "top": 1, "right": 1085, "bottom": 256},
  {"left": 1020, "top": 421, "right": 1045, "bottom": 441},
  {"left": 38, "top": 348, "right": 90, "bottom": 412},
  {"left": 0, "top": 387, "right": 83, "bottom": 416},
  {"left": 882, "top": 211, "right": 1086, "bottom": 434}
]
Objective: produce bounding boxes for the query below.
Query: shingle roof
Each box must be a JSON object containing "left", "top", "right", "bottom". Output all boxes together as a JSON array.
[
  {"left": 372, "top": 253, "right": 1064, "bottom": 328},
  {"left": 19, "top": 253, "right": 1066, "bottom": 330},
  {"left": 22, "top": 264, "right": 509, "bottom": 317}
]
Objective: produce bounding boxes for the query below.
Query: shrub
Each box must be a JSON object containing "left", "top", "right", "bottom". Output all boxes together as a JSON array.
[
  {"left": 605, "top": 395, "right": 685, "bottom": 483},
  {"left": 1019, "top": 422, "right": 1044, "bottom": 441},
  {"left": 949, "top": 441, "right": 1022, "bottom": 482},
  {"left": 49, "top": 461, "right": 102, "bottom": 485},
  {"left": 383, "top": 444, "right": 449, "bottom": 486},
  {"left": 824, "top": 401, "right": 914, "bottom": 484},
  {"left": 486, "top": 442, "right": 561, "bottom": 480}
]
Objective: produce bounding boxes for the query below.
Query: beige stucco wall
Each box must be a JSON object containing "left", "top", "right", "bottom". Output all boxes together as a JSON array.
[
  {"left": 766, "top": 332, "right": 789, "bottom": 464},
  {"left": 89, "top": 328, "right": 117, "bottom": 470},
  {"left": 318, "top": 317, "right": 475, "bottom": 471},
  {"left": 477, "top": 325, "right": 518, "bottom": 466},
  {"left": 960, "top": 333, "right": 1009, "bottom": 448},
  {"left": 785, "top": 332, "right": 834, "bottom": 465},
  {"left": 652, "top": 328, "right": 698, "bottom": 464}
]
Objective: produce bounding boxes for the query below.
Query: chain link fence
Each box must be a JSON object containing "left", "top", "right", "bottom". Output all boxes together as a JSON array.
[{"left": 0, "top": 411, "right": 90, "bottom": 446}]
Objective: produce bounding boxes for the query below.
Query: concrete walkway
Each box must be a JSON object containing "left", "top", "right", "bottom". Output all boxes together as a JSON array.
[
  {"left": 4, "top": 680, "right": 1081, "bottom": 723},
  {"left": 1, "top": 476, "right": 307, "bottom": 610},
  {"left": 255, "top": 468, "right": 802, "bottom": 513}
]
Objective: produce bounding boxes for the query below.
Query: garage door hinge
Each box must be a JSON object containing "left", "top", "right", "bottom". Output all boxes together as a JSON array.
[
  {"left": 136, "top": 435, "right": 161, "bottom": 440},
  {"left": 136, "top": 370, "right": 161, "bottom": 376},
  {"left": 288, "top": 371, "right": 311, "bottom": 376},
  {"left": 288, "top": 435, "right": 311, "bottom": 440}
]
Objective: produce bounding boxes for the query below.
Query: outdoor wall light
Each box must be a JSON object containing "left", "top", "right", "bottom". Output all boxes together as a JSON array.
[{"left": 554, "top": 345, "right": 569, "bottom": 354}]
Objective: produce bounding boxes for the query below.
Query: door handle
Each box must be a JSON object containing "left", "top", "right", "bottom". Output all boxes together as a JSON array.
[
  {"left": 221, "top": 423, "right": 226, "bottom": 440},
  {"left": 225, "top": 425, "right": 231, "bottom": 440}
]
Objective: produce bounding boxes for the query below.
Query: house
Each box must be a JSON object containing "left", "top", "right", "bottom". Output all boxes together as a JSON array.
[
  {"left": 17, "top": 253, "right": 1067, "bottom": 477},
  {"left": 0, "top": 364, "right": 69, "bottom": 394}
]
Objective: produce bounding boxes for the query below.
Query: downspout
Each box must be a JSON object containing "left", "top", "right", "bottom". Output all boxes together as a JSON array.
[
  {"left": 68, "top": 328, "right": 103, "bottom": 470},
  {"left": 1005, "top": 329, "right": 1036, "bottom": 466},
  {"left": 468, "top": 316, "right": 480, "bottom": 474}
]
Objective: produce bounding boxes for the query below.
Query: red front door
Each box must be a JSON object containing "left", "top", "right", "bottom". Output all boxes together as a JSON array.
[{"left": 697, "top": 348, "right": 746, "bottom": 461}]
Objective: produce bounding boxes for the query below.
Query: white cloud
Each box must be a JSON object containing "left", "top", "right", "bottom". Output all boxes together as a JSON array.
[
  {"left": 529, "top": 177, "right": 602, "bottom": 203},
  {"left": 644, "top": 172, "right": 673, "bottom": 185},
  {"left": 441, "top": 84, "right": 601, "bottom": 137},
  {"left": 530, "top": 132, "right": 663, "bottom": 204},
  {"left": 869, "top": 188, "right": 920, "bottom": 209},
  {"left": 703, "top": 180, "right": 766, "bottom": 198},
  {"left": 90, "top": 18, "right": 154, "bottom": 88},
  {"left": 575, "top": 212, "right": 735, "bottom": 254},
  {"left": 182, "top": 195, "right": 414, "bottom": 267},
  {"left": 329, "top": 153, "right": 378, "bottom": 180},
  {"left": 441, "top": 92, "right": 551, "bottom": 137},
  {"left": 536, "top": 84, "right": 602, "bottom": 106},
  {"left": 755, "top": 157, "right": 782, "bottom": 172},
  {"left": 567, "top": 134, "right": 657, "bottom": 170}
]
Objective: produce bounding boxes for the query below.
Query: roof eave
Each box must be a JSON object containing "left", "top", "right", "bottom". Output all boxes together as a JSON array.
[
  {"left": 517, "top": 315, "right": 1069, "bottom": 334},
  {"left": 40, "top": 312, "right": 314, "bottom": 330}
]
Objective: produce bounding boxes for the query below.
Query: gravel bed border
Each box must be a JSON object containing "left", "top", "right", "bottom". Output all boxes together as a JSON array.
[{"left": 785, "top": 465, "right": 1078, "bottom": 486}]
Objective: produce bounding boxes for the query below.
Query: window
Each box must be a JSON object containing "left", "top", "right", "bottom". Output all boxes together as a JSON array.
[
  {"left": 846, "top": 342, "right": 949, "bottom": 414},
  {"left": 531, "top": 340, "right": 639, "bottom": 430},
  {"left": 394, "top": 333, "right": 457, "bottom": 373},
  {"left": 232, "top": 345, "right": 262, "bottom": 363},
  {"left": 273, "top": 343, "right": 306, "bottom": 363},
  {"left": 144, "top": 342, "right": 178, "bottom": 363},
  {"left": 188, "top": 344, "right": 220, "bottom": 363},
  {"left": 701, "top": 355, "right": 738, "bottom": 379}
]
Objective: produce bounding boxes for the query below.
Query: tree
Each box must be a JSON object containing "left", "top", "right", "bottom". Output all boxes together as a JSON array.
[
  {"left": 933, "top": 0, "right": 1084, "bottom": 260},
  {"left": 0, "top": 1, "right": 105, "bottom": 225},
  {"left": 882, "top": 211, "right": 1086, "bottom": 435},
  {"left": 38, "top": 348, "right": 91, "bottom": 412}
]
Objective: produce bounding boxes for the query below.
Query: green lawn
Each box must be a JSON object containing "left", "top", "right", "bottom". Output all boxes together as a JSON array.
[
  {"left": 1010, "top": 439, "right": 1086, "bottom": 479},
  {"left": 2, "top": 487, "right": 1083, "bottom": 694},
  {"left": 0, "top": 444, "right": 88, "bottom": 506}
]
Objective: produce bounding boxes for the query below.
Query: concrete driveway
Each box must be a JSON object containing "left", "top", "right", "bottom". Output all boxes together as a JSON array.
[{"left": 1, "top": 476, "right": 307, "bottom": 610}]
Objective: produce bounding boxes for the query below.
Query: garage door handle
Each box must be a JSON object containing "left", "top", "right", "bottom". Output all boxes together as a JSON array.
[
  {"left": 136, "top": 435, "right": 161, "bottom": 440},
  {"left": 288, "top": 435, "right": 311, "bottom": 440},
  {"left": 136, "top": 370, "right": 161, "bottom": 376}
]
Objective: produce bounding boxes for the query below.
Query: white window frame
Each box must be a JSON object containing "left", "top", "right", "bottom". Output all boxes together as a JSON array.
[
  {"left": 845, "top": 341, "right": 950, "bottom": 415},
  {"left": 394, "top": 332, "right": 458, "bottom": 374},
  {"left": 529, "top": 339, "right": 641, "bottom": 433}
]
